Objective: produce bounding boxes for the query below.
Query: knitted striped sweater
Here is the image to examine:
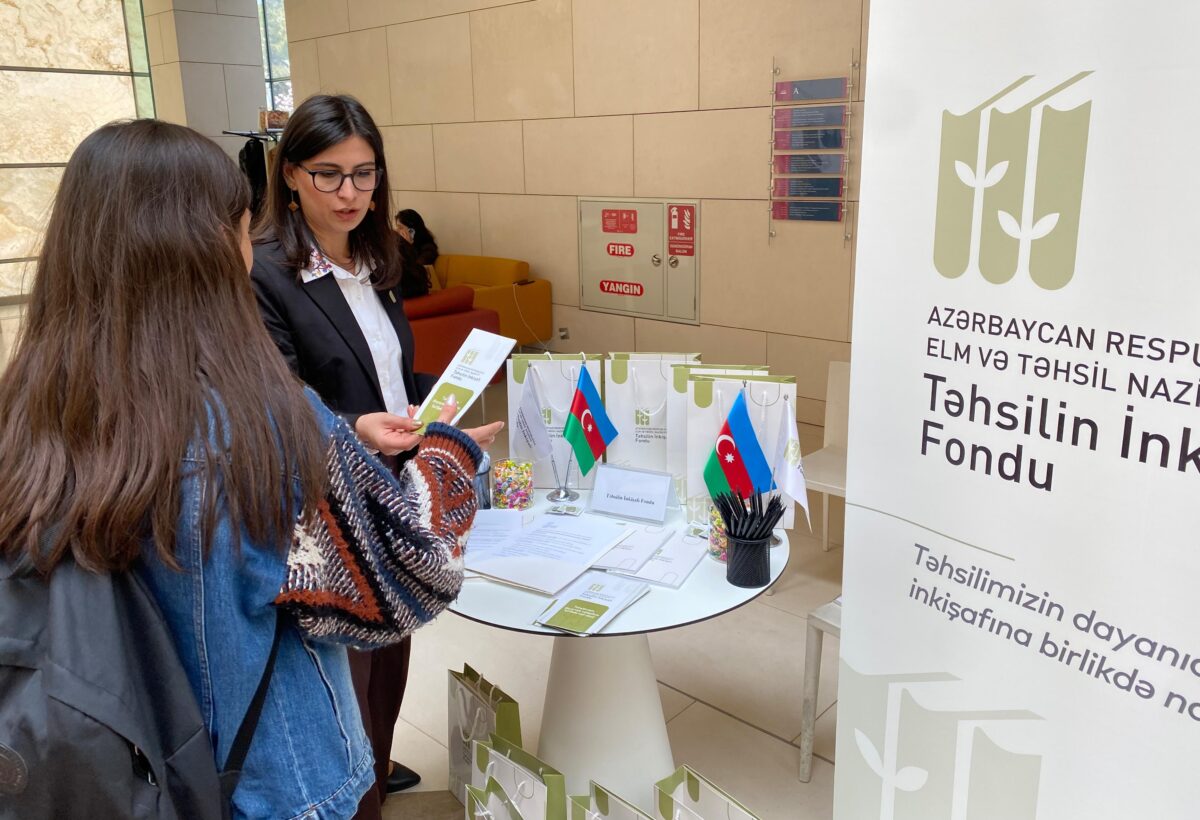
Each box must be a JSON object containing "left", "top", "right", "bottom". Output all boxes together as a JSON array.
[{"left": 275, "top": 419, "right": 481, "bottom": 649}]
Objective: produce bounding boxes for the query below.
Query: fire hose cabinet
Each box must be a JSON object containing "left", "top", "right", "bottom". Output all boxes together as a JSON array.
[{"left": 578, "top": 198, "right": 699, "bottom": 324}]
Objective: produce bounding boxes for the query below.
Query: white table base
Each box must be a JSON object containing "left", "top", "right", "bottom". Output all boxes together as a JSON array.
[{"left": 537, "top": 634, "right": 675, "bottom": 812}]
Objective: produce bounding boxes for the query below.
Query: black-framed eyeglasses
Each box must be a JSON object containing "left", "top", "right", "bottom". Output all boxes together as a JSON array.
[{"left": 297, "top": 164, "right": 382, "bottom": 193}]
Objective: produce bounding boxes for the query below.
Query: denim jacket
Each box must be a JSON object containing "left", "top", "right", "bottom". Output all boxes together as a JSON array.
[{"left": 138, "top": 392, "right": 480, "bottom": 819}]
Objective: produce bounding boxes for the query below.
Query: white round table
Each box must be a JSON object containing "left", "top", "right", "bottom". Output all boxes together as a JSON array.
[{"left": 451, "top": 491, "right": 790, "bottom": 811}]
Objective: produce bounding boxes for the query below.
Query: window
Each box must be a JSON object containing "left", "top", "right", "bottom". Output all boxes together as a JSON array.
[{"left": 257, "top": 0, "right": 292, "bottom": 112}]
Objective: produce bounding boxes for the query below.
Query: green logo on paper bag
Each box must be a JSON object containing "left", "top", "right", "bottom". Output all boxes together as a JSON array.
[
  {"left": 635, "top": 409, "right": 652, "bottom": 427},
  {"left": 934, "top": 73, "right": 1093, "bottom": 290},
  {"left": 834, "top": 663, "right": 1043, "bottom": 820},
  {"left": 542, "top": 408, "right": 553, "bottom": 427}
]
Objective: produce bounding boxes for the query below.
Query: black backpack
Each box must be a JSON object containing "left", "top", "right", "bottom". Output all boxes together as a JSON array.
[{"left": 0, "top": 555, "right": 281, "bottom": 819}]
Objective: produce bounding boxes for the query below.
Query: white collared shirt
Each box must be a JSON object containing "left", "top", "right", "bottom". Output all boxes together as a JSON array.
[{"left": 301, "top": 250, "right": 409, "bottom": 415}]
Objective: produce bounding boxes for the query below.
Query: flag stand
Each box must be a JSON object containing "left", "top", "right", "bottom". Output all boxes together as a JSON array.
[{"left": 546, "top": 449, "right": 579, "bottom": 502}]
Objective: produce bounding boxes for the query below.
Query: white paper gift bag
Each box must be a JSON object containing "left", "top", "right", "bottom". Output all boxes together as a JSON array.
[
  {"left": 507, "top": 354, "right": 605, "bottom": 489},
  {"left": 569, "top": 782, "right": 653, "bottom": 820},
  {"left": 449, "top": 665, "right": 524, "bottom": 804},
  {"left": 466, "top": 777, "right": 528, "bottom": 820},
  {"left": 665, "top": 365, "right": 769, "bottom": 488},
  {"left": 604, "top": 354, "right": 699, "bottom": 473},
  {"left": 684, "top": 375, "right": 797, "bottom": 529},
  {"left": 654, "top": 766, "right": 761, "bottom": 820},
  {"left": 471, "top": 734, "right": 567, "bottom": 820}
]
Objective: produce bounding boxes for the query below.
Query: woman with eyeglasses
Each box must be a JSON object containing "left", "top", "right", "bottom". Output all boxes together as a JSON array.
[{"left": 250, "top": 94, "right": 489, "bottom": 819}]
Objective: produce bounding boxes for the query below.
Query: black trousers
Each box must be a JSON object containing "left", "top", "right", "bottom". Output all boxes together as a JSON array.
[{"left": 348, "top": 637, "right": 411, "bottom": 820}]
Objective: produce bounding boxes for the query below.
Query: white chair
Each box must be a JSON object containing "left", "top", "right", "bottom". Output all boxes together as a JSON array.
[
  {"left": 798, "top": 597, "right": 841, "bottom": 782},
  {"left": 801, "top": 361, "right": 849, "bottom": 551}
]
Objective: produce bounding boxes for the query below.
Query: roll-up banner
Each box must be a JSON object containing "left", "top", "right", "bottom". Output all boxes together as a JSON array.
[{"left": 837, "top": 2, "right": 1200, "bottom": 818}]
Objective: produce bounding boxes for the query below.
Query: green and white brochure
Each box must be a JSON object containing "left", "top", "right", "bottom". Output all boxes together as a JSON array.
[
  {"left": 536, "top": 570, "right": 650, "bottom": 635},
  {"left": 416, "top": 328, "right": 516, "bottom": 424}
]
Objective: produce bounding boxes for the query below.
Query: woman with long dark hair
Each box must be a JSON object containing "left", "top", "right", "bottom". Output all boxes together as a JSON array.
[
  {"left": 0, "top": 118, "right": 500, "bottom": 817},
  {"left": 395, "top": 208, "right": 439, "bottom": 298},
  {"left": 250, "top": 94, "right": 477, "bottom": 816}
]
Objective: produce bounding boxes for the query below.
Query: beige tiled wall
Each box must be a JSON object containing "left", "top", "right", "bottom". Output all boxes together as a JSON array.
[
  {"left": 289, "top": 0, "right": 865, "bottom": 449},
  {"left": 147, "top": 0, "right": 263, "bottom": 157}
]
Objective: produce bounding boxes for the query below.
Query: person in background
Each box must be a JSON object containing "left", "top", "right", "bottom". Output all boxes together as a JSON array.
[
  {"left": 250, "top": 95, "right": 483, "bottom": 817},
  {"left": 0, "top": 118, "right": 501, "bottom": 818},
  {"left": 395, "top": 207, "right": 439, "bottom": 299}
]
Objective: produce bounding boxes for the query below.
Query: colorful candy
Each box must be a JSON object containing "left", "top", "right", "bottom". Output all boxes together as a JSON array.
[
  {"left": 492, "top": 459, "right": 534, "bottom": 510},
  {"left": 707, "top": 503, "right": 729, "bottom": 563}
]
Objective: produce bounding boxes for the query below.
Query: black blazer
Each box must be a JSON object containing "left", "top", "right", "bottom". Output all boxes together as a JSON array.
[{"left": 251, "top": 239, "right": 432, "bottom": 418}]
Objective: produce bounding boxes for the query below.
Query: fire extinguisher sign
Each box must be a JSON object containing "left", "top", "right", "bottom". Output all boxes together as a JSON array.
[{"left": 667, "top": 204, "right": 695, "bottom": 257}]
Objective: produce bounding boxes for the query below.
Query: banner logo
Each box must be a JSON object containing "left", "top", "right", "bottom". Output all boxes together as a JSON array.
[
  {"left": 934, "top": 73, "right": 1093, "bottom": 290},
  {"left": 836, "top": 663, "right": 1043, "bottom": 819}
]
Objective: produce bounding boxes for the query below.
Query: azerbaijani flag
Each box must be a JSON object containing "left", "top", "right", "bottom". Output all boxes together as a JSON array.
[
  {"left": 703, "top": 392, "right": 774, "bottom": 498},
  {"left": 562, "top": 368, "right": 618, "bottom": 476}
]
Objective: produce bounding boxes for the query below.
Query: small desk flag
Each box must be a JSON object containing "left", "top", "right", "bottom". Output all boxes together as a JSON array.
[
  {"left": 562, "top": 367, "right": 618, "bottom": 475},
  {"left": 703, "top": 392, "right": 774, "bottom": 498}
]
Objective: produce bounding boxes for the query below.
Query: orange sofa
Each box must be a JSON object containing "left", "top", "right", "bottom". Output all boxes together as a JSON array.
[
  {"left": 432, "top": 255, "right": 553, "bottom": 347},
  {"left": 403, "top": 285, "right": 501, "bottom": 378}
]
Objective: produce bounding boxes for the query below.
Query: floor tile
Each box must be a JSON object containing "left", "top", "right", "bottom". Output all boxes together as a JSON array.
[
  {"left": 388, "top": 718, "right": 450, "bottom": 793},
  {"left": 812, "top": 702, "right": 837, "bottom": 763},
  {"left": 758, "top": 533, "right": 843, "bottom": 619},
  {"left": 648, "top": 600, "right": 840, "bottom": 741},
  {"left": 667, "top": 702, "right": 835, "bottom": 820},
  {"left": 659, "top": 683, "right": 695, "bottom": 722},
  {"left": 381, "top": 788, "right": 462, "bottom": 820}
]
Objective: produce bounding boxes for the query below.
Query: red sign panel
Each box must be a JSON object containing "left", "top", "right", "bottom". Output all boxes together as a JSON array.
[
  {"left": 666, "top": 204, "right": 695, "bottom": 257},
  {"left": 600, "top": 279, "right": 644, "bottom": 296},
  {"left": 602, "top": 209, "right": 638, "bottom": 233},
  {"left": 606, "top": 242, "right": 635, "bottom": 257}
]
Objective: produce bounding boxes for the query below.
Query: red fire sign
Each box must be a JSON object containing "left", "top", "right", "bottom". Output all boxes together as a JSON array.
[
  {"left": 602, "top": 209, "right": 638, "bottom": 233},
  {"left": 600, "top": 280, "right": 644, "bottom": 296},
  {"left": 666, "top": 204, "right": 695, "bottom": 257},
  {"left": 606, "top": 242, "right": 635, "bottom": 257}
]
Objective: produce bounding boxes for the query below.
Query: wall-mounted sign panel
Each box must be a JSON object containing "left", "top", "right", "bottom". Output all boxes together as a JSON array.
[
  {"left": 775, "top": 128, "right": 844, "bottom": 150},
  {"left": 774, "top": 77, "right": 848, "bottom": 103},
  {"left": 772, "top": 200, "right": 843, "bottom": 222},
  {"left": 774, "top": 104, "right": 847, "bottom": 128},
  {"left": 772, "top": 177, "right": 844, "bottom": 199},
  {"left": 774, "top": 153, "right": 846, "bottom": 174},
  {"left": 579, "top": 199, "right": 699, "bottom": 325}
]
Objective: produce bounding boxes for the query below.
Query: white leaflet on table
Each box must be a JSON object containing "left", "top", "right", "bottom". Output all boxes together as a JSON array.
[
  {"left": 612, "top": 531, "right": 707, "bottom": 589},
  {"left": 467, "top": 509, "right": 527, "bottom": 552},
  {"left": 591, "top": 524, "right": 673, "bottom": 572}
]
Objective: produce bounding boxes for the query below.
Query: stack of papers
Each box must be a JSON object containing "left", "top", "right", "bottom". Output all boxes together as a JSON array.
[
  {"left": 535, "top": 570, "right": 651, "bottom": 635},
  {"left": 611, "top": 531, "right": 707, "bottom": 589},
  {"left": 465, "top": 514, "right": 631, "bottom": 596}
]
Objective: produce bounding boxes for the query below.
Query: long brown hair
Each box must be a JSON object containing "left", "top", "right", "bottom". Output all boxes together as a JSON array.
[
  {"left": 0, "top": 119, "right": 326, "bottom": 573},
  {"left": 254, "top": 94, "right": 400, "bottom": 289}
]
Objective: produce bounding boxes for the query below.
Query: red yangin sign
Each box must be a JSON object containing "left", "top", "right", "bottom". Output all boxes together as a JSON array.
[{"left": 600, "top": 280, "right": 644, "bottom": 296}]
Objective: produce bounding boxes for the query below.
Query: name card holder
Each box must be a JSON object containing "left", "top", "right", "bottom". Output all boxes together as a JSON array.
[{"left": 589, "top": 464, "right": 677, "bottom": 524}]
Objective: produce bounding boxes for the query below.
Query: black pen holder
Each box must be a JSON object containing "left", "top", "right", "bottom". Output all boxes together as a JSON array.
[{"left": 725, "top": 536, "right": 771, "bottom": 588}]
